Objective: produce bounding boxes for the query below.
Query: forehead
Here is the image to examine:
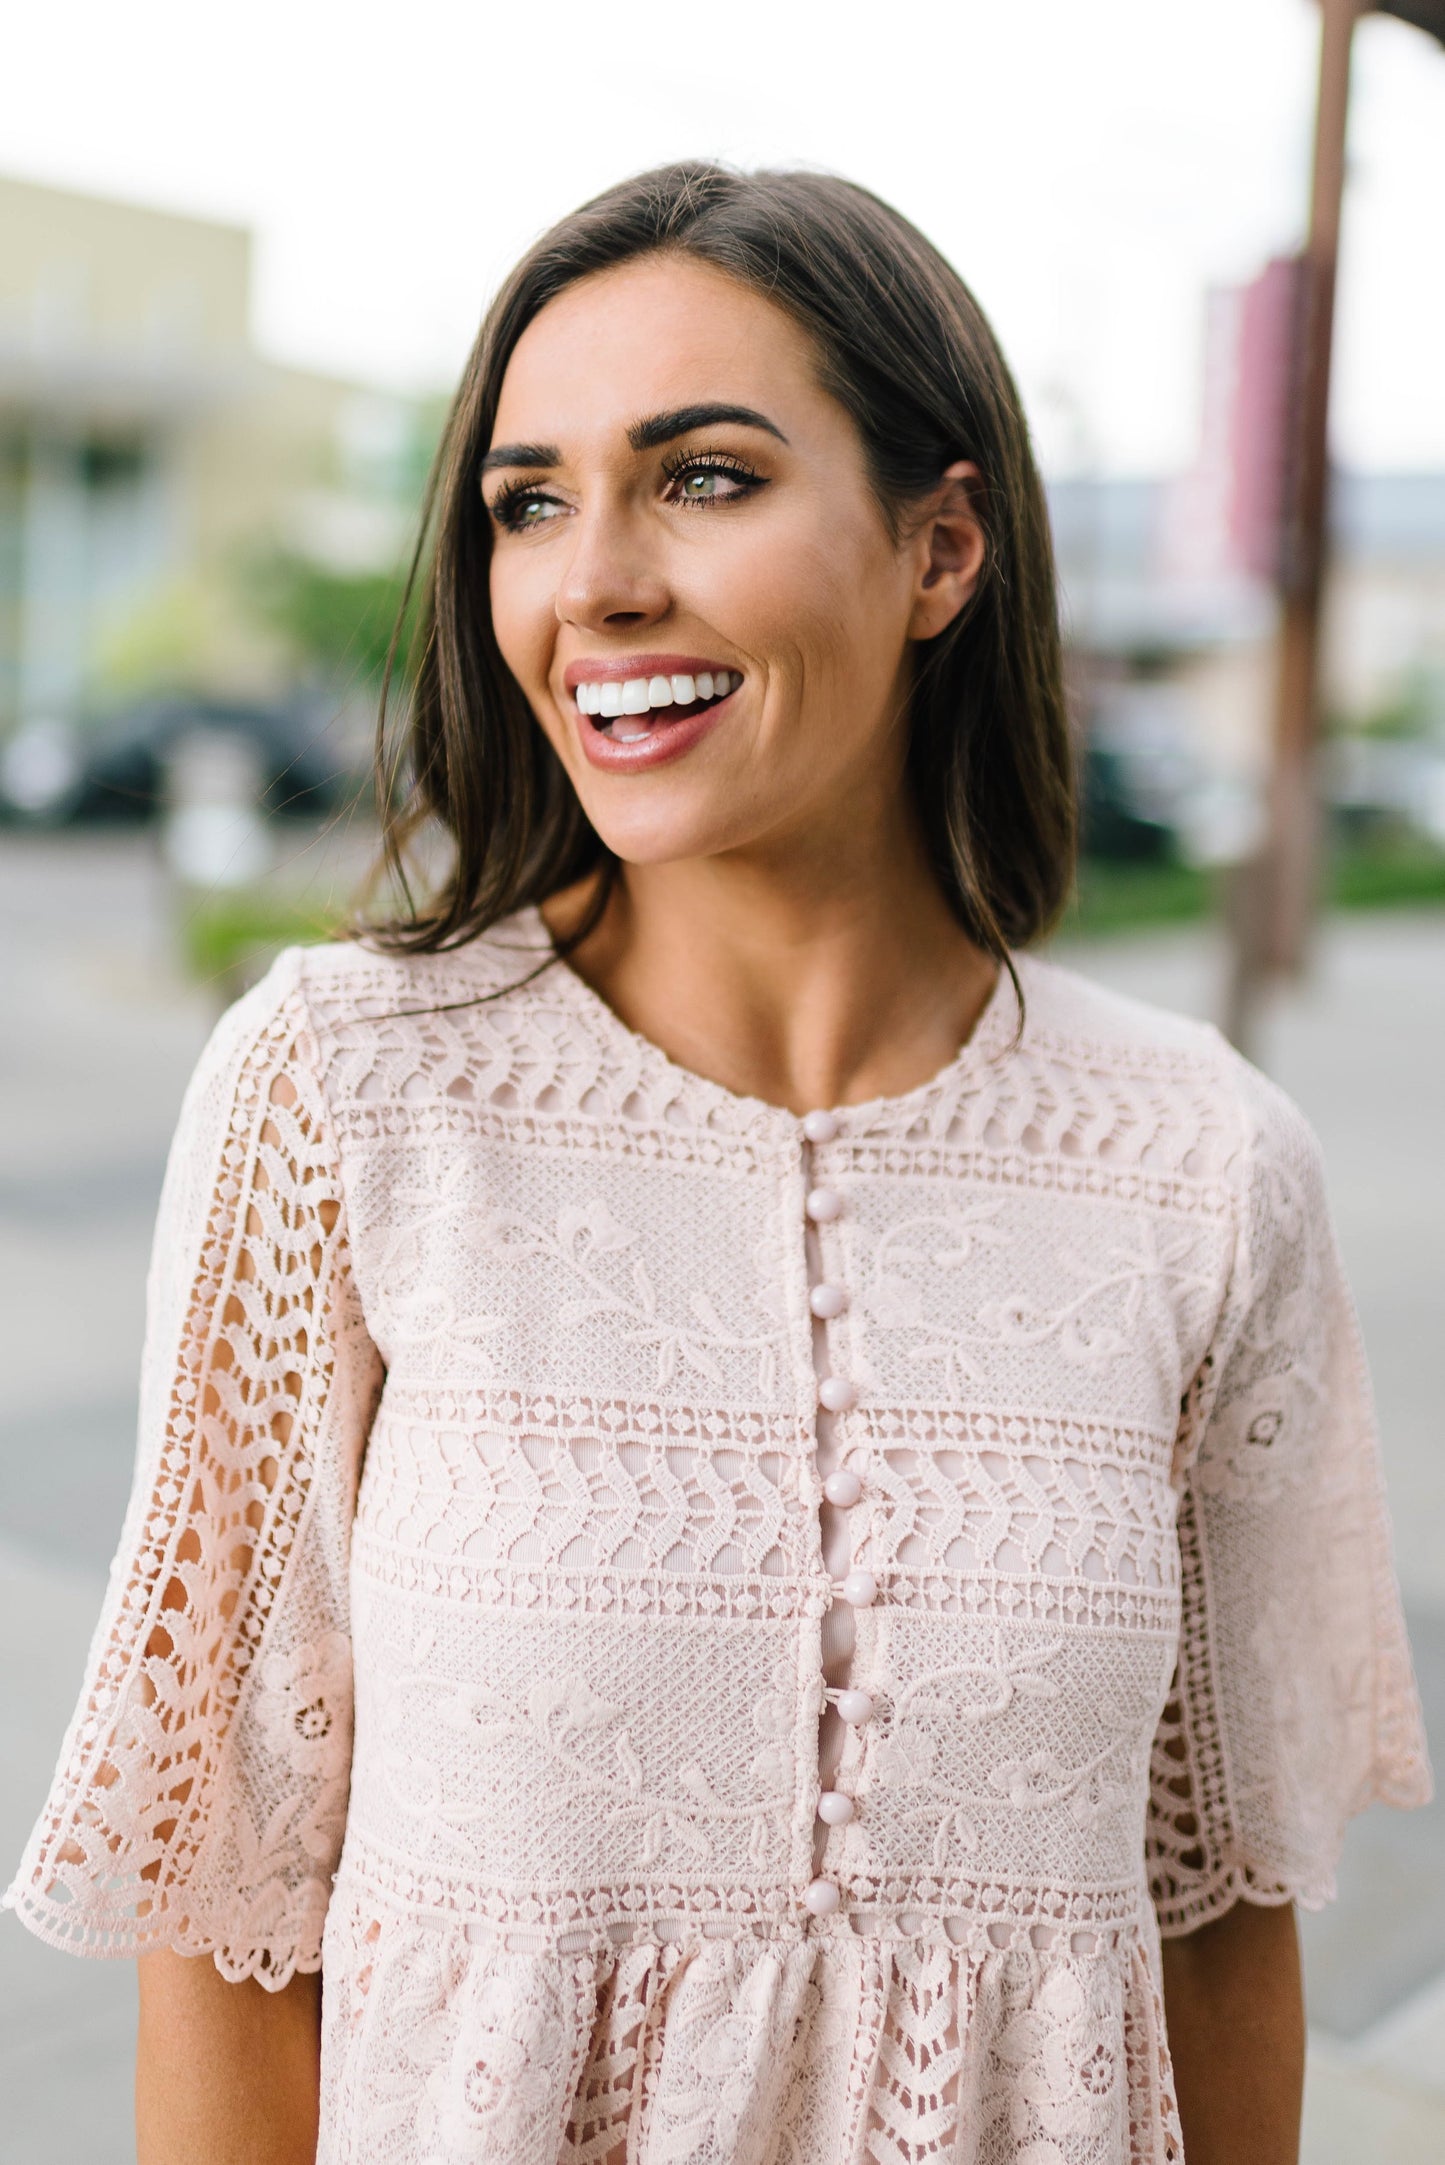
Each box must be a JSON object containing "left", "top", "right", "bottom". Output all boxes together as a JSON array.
[{"left": 490, "top": 255, "right": 823, "bottom": 446}]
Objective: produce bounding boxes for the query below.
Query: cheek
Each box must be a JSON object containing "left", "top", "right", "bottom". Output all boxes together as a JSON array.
[
  {"left": 488, "top": 552, "right": 553, "bottom": 698},
  {"left": 716, "top": 512, "right": 906, "bottom": 721}
]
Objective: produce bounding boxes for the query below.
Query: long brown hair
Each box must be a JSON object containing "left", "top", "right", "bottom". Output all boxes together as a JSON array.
[{"left": 371, "top": 162, "right": 1074, "bottom": 963}]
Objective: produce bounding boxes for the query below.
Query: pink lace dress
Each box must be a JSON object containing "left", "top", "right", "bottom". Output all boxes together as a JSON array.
[{"left": 7, "top": 915, "right": 1430, "bottom": 2163}]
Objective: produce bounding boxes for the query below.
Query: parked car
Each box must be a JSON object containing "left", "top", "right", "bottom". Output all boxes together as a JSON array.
[
  {"left": 1080, "top": 743, "right": 1170, "bottom": 861},
  {"left": 1077, "top": 680, "right": 1206, "bottom": 862},
  {"left": 0, "top": 694, "right": 364, "bottom": 826}
]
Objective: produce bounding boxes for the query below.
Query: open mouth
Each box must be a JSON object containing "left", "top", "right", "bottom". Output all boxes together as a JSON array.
[{"left": 574, "top": 668, "right": 740, "bottom": 743}]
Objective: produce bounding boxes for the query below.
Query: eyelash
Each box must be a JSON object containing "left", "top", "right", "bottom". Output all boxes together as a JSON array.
[
  {"left": 486, "top": 450, "right": 766, "bottom": 532},
  {"left": 486, "top": 478, "right": 561, "bottom": 531},
  {"left": 660, "top": 448, "right": 766, "bottom": 506}
]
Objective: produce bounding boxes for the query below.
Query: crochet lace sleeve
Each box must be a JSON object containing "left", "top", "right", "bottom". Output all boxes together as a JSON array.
[
  {"left": 1147, "top": 1068, "right": 1432, "bottom": 1937},
  {"left": 4, "top": 950, "right": 382, "bottom": 1987}
]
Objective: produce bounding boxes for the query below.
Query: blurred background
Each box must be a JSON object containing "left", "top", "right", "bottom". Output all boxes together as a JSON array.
[{"left": 1, "top": 1, "right": 1442, "bottom": 2156}]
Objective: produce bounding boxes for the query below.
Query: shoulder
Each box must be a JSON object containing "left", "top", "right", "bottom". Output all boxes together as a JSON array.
[
  {"left": 173, "top": 915, "right": 560, "bottom": 1183},
  {"left": 284, "top": 911, "right": 556, "bottom": 1030},
  {"left": 1010, "top": 951, "right": 1322, "bottom": 1196},
  {"left": 242, "top": 912, "right": 572, "bottom": 1114},
  {"left": 1014, "top": 950, "right": 1231, "bottom": 1068},
  {"left": 210, "top": 911, "right": 554, "bottom": 1054}
]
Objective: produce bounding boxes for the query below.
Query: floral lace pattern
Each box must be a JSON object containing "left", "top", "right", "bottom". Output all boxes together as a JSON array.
[{"left": 7, "top": 919, "right": 1430, "bottom": 2161}]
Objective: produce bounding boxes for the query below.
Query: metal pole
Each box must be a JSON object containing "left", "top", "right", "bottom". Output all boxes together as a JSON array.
[{"left": 1263, "top": 0, "right": 1363, "bottom": 976}]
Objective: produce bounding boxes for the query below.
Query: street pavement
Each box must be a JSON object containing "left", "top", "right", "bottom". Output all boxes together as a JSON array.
[{"left": 1, "top": 829, "right": 1441, "bottom": 2160}]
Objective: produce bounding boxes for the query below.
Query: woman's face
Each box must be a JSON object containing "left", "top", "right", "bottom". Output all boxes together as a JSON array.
[{"left": 483, "top": 253, "right": 981, "bottom": 873}]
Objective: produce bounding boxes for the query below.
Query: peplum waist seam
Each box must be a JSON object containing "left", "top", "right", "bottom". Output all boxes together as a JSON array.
[{"left": 334, "top": 1834, "right": 1152, "bottom": 1960}]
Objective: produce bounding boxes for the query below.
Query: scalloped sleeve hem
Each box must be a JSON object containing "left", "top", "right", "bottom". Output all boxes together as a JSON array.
[{"left": 1, "top": 1879, "right": 329, "bottom": 1990}]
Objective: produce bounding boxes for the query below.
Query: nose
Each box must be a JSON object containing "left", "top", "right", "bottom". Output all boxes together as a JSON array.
[{"left": 554, "top": 498, "right": 670, "bottom": 634}]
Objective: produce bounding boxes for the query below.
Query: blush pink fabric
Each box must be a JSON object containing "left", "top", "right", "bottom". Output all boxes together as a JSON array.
[{"left": 7, "top": 915, "right": 1431, "bottom": 2163}]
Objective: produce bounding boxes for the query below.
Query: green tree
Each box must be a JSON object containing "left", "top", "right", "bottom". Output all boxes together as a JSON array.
[{"left": 245, "top": 550, "right": 419, "bottom": 688}]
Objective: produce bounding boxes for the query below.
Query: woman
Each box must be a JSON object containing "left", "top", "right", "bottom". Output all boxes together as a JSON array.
[{"left": 7, "top": 163, "right": 1430, "bottom": 2165}]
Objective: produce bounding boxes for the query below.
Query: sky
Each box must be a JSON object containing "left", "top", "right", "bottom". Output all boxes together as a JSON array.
[{"left": 3, "top": 0, "right": 1443, "bottom": 476}]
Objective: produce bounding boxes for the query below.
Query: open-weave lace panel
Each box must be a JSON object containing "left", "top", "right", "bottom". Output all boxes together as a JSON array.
[
  {"left": 319, "top": 1888, "right": 1184, "bottom": 2165},
  {"left": 4, "top": 956, "right": 381, "bottom": 1981},
  {"left": 1147, "top": 1062, "right": 1432, "bottom": 1931}
]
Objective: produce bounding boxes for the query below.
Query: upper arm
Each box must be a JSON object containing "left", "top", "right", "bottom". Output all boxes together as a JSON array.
[
  {"left": 1160, "top": 1899, "right": 1304, "bottom": 2165},
  {"left": 137, "top": 1947, "right": 322, "bottom": 2165}
]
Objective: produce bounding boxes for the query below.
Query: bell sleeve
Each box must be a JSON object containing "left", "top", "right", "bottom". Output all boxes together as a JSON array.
[
  {"left": 1148, "top": 1063, "right": 1432, "bottom": 1936},
  {"left": 3, "top": 948, "right": 382, "bottom": 1987}
]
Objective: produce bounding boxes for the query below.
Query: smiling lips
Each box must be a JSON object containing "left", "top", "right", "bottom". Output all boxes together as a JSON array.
[
  {"left": 576, "top": 668, "right": 740, "bottom": 738},
  {"left": 565, "top": 656, "right": 741, "bottom": 769}
]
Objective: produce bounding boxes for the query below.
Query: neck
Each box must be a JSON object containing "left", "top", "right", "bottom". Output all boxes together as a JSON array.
[{"left": 543, "top": 800, "right": 998, "bottom": 1116}]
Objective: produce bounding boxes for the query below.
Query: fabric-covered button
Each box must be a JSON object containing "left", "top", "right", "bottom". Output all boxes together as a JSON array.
[
  {"left": 840, "top": 1569, "right": 878, "bottom": 1608},
  {"left": 803, "top": 1877, "right": 841, "bottom": 1915},
  {"left": 802, "top": 1109, "right": 839, "bottom": 1143},
  {"left": 816, "top": 1789, "right": 855, "bottom": 1826},
  {"left": 806, "top": 1187, "right": 843, "bottom": 1223},
  {"left": 836, "top": 1689, "right": 874, "bottom": 1725},
  {"left": 809, "top": 1283, "right": 848, "bottom": 1319},
  {"left": 818, "top": 1377, "right": 857, "bottom": 1414},
  {"left": 822, "top": 1467, "right": 862, "bottom": 1508}
]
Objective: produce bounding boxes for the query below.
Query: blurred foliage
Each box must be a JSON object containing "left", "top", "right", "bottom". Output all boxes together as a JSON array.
[
  {"left": 180, "top": 889, "right": 343, "bottom": 992},
  {"left": 180, "top": 834, "right": 1445, "bottom": 993},
  {"left": 240, "top": 394, "right": 445, "bottom": 691},
  {"left": 1332, "top": 834, "right": 1445, "bottom": 907},
  {"left": 1345, "top": 665, "right": 1445, "bottom": 741},
  {"left": 91, "top": 576, "right": 228, "bottom": 700},
  {"left": 1065, "top": 832, "right": 1445, "bottom": 940},
  {"left": 1065, "top": 858, "right": 1212, "bottom": 936},
  {"left": 243, "top": 551, "right": 419, "bottom": 689}
]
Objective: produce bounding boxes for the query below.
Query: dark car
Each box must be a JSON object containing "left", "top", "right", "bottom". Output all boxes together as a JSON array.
[
  {"left": 0, "top": 695, "right": 361, "bottom": 825},
  {"left": 1078, "top": 742, "right": 1178, "bottom": 861}
]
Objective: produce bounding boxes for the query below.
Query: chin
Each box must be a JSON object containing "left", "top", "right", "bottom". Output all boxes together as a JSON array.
[
  {"left": 584, "top": 808, "right": 750, "bottom": 869},
  {"left": 559, "top": 758, "right": 760, "bottom": 870}
]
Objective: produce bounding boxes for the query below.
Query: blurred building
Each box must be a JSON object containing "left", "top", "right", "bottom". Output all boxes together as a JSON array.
[
  {"left": 1049, "top": 470, "right": 1445, "bottom": 860},
  {"left": 0, "top": 173, "right": 420, "bottom": 739},
  {"left": 1050, "top": 471, "right": 1445, "bottom": 702}
]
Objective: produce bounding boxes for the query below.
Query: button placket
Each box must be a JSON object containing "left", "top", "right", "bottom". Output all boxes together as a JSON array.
[{"left": 800, "top": 1109, "right": 871, "bottom": 1912}]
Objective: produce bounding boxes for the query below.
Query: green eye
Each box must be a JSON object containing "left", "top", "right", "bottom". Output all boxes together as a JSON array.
[
  {"left": 665, "top": 455, "right": 764, "bottom": 507},
  {"left": 490, "top": 484, "right": 565, "bottom": 532}
]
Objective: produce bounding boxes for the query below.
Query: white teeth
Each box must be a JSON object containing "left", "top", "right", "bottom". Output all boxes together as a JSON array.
[
  {"left": 613, "top": 722, "right": 652, "bottom": 742},
  {"left": 575, "top": 668, "right": 740, "bottom": 721}
]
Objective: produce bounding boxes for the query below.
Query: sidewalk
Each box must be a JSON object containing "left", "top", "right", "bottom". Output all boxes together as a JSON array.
[{"left": 2, "top": 831, "right": 1441, "bottom": 2158}]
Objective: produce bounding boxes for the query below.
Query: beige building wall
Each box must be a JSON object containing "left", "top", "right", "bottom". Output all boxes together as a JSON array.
[{"left": 0, "top": 172, "right": 409, "bottom": 724}]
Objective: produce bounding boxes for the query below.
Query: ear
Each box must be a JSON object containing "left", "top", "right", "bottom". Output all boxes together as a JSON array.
[{"left": 907, "top": 459, "right": 987, "bottom": 642}]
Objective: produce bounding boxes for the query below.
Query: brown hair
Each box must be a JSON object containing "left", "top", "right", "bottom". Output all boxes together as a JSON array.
[{"left": 371, "top": 161, "right": 1074, "bottom": 963}]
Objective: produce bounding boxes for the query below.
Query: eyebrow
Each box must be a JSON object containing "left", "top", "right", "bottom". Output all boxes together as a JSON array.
[
  {"left": 480, "top": 440, "right": 560, "bottom": 475},
  {"left": 480, "top": 402, "right": 788, "bottom": 477},
  {"left": 628, "top": 403, "right": 788, "bottom": 451}
]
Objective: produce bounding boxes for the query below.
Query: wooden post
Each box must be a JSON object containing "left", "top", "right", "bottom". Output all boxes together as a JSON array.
[
  {"left": 1264, "top": 0, "right": 1363, "bottom": 976},
  {"left": 1226, "top": 0, "right": 1362, "bottom": 1054},
  {"left": 1218, "top": 0, "right": 1445, "bottom": 1049}
]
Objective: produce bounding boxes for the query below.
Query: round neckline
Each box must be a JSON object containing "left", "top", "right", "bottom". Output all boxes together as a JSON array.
[{"left": 516, "top": 904, "right": 1022, "bottom": 1136}]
